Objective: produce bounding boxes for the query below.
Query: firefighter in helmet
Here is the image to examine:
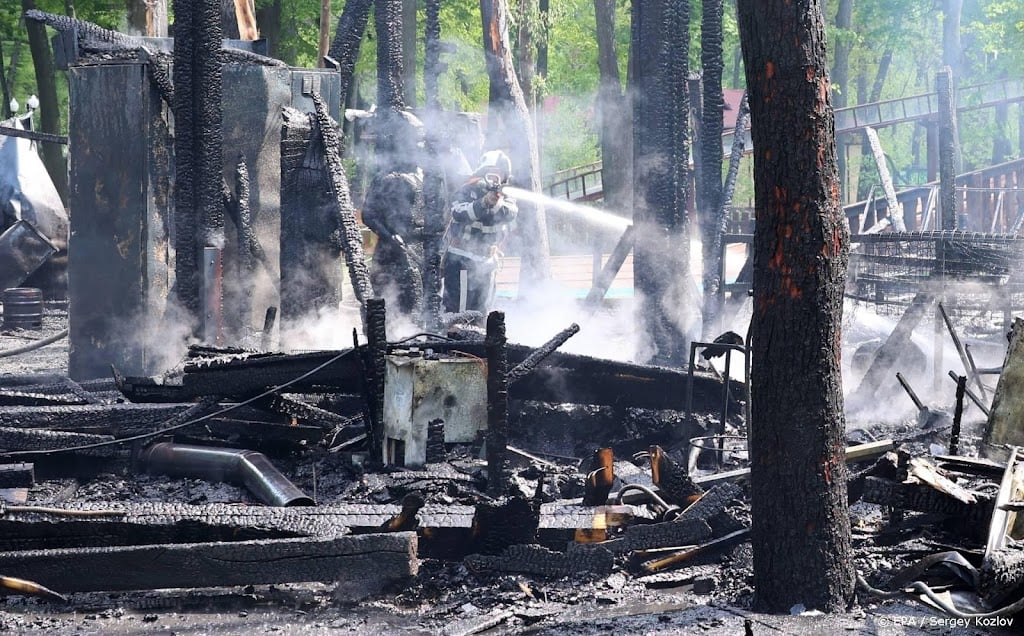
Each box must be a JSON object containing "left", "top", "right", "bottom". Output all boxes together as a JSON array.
[{"left": 443, "top": 150, "right": 518, "bottom": 316}]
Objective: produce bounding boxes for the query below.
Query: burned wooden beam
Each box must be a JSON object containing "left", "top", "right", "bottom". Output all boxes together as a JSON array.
[
  {"left": 465, "top": 543, "right": 614, "bottom": 578},
  {"left": 849, "top": 291, "right": 934, "bottom": 407},
  {"left": 0, "top": 403, "right": 196, "bottom": 433},
  {"left": 507, "top": 323, "right": 580, "bottom": 385},
  {"left": 0, "top": 533, "right": 417, "bottom": 594},
  {"left": 0, "top": 463, "right": 34, "bottom": 488},
  {"left": 364, "top": 298, "right": 388, "bottom": 465},
  {"left": 311, "top": 92, "right": 374, "bottom": 320},
  {"left": 584, "top": 224, "right": 635, "bottom": 313},
  {"left": 0, "top": 427, "right": 119, "bottom": 457},
  {"left": 862, "top": 476, "right": 993, "bottom": 525}
]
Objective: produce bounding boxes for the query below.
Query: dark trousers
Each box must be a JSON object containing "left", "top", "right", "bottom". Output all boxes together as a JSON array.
[{"left": 443, "top": 253, "right": 496, "bottom": 315}]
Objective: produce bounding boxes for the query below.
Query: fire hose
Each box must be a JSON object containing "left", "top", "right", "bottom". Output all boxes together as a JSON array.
[{"left": 0, "top": 329, "right": 68, "bottom": 358}]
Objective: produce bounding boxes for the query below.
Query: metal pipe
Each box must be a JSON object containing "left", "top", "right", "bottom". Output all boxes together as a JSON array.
[{"left": 141, "top": 442, "right": 313, "bottom": 507}]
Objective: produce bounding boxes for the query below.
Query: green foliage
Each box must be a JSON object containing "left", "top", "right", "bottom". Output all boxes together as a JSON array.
[{"left": 539, "top": 95, "right": 599, "bottom": 173}]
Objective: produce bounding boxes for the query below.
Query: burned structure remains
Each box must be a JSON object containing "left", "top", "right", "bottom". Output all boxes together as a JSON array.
[{"left": 1, "top": 1, "right": 1024, "bottom": 633}]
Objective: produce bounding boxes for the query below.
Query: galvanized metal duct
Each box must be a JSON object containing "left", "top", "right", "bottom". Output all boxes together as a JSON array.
[{"left": 142, "top": 442, "right": 313, "bottom": 507}]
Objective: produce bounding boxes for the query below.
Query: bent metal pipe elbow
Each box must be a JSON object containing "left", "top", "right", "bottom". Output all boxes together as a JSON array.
[{"left": 142, "top": 442, "right": 314, "bottom": 507}]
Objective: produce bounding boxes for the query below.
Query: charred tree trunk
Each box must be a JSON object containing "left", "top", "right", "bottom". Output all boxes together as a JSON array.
[
  {"left": 424, "top": 0, "right": 442, "bottom": 109},
  {"left": 172, "top": 0, "right": 224, "bottom": 329},
  {"left": 594, "top": 0, "right": 631, "bottom": 209},
  {"left": 480, "top": 0, "right": 551, "bottom": 290},
  {"left": 401, "top": 0, "right": 417, "bottom": 106},
  {"left": 699, "top": 0, "right": 725, "bottom": 338},
  {"left": 375, "top": 0, "right": 405, "bottom": 112},
  {"left": 737, "top": 0, "right": 854, "bottom": 613},
  {"left": 630, "top": 0, "right": 693, "bottom": 365},
  {"left": 328, "top": 0, "right": 373, "bottom": 110},
  {"left": 21, "top": 0, "right": 67, "bottom": 205}
]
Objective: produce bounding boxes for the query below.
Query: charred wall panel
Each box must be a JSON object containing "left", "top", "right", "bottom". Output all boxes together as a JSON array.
[
  {"left": 68, "top": 62, "right": 340, "bottom": 378},
  {"left": 68, "top": 63, "right": 170, "bottom": 380}
]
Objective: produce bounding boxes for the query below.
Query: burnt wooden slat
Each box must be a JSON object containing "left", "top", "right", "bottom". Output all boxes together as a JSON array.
[{"left": 0, "top": 533, "right": 417, "bottom": 593}]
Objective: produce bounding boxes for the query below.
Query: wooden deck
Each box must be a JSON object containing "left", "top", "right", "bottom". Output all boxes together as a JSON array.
[{"left": 495, "top": 244, "right": 748, "bottom": 298}]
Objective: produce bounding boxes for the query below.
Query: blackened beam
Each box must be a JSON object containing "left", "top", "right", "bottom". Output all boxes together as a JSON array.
[
  {"left": 0, "top": 427, "right": 118, "bottom": 456},
  {"left": 311, "top": 92, "right": 374, "bottom": 318},
  {"left": 850, "top": 291, "right": 934, "bottom": 405},
  {"left": 0, "top": 126, "right": 67, "bottom": 145},
  {"left": 862, "top": 476, "right": 993, "bottom": 525},
  {"left": 0, "top": 463, "right": 33, "bottom": 488},
  {"left": 601, "top": 483, "right": 740, "bottom": 556},
  {"left": 466, "top": 542, "right": 614, "bottom": 578},
  {"left": 507, "top": 323, "right": 580, "bottom": 385},
  {"left": 0, "top": 533, "right": 417, "bottom": 593},
  {"left": 256, "top": 394, "right": 354, "bottom": 429},
  {"left": 0, "top": 501, "right": 612, "bottom": 533},
  {"left": 584, "top": 225, "right": 635, "bottom": 313},
  {"left": 154, "top": 343, "right": 730, "bottom": 411},
  {"left": 0, "top": 390, "right": 90, "bottom": 407},
  {"left": 0, "top": 403, "right": 325, "bottom": 449}
]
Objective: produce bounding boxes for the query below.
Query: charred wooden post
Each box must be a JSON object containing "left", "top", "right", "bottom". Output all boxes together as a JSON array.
[
  {"left": 507, "top": 323, "right": 580, "bottom": 384},
  {"left": 424, "top": 0, "right": 442, "bottom": 110},
  {"left": 421, "top": 148, "right": 446, "bottom": 332},
  {"left": 630, "top": 0, "right": 693, "bottom": 365},
  {"left": 311, "top": 92, "right": 374, "bottom": 325},
  {"left": 173, "top": 0, "right": 225, "bottom": 333},
  {"left": 280, "top": 107, "right": 344, "bottom": 326},
  {"left": 425, "top": 418, "right": 445, "bottom": 463},
  {"left": 950, "top": 375, "right": 967, "bottom": 454},
  {"left": 422, "top": 0, "right": 447, "bottom": 331},
  {"left": 936, "top": 66, "right": 961, "bottom": 231},
  {"left": 698, "top": 0, "right": 726, "bottom": 338},
  {"left": 365, "top": 298, "right": 388, "bottom": 464},
  {"left": 485, "top": 311, "right": 510, "bottom": 496},
  {"left": 470, "top": 496, "right": 538, "bottom": 555},
  {"left": 261, "top": 306, "right": 277, "bottom": 350},
  {"left": 583, "top": 224, "right": 635, "bottom": 314}
]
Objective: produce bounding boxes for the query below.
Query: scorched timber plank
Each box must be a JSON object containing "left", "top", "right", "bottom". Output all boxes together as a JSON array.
[
  {"left": 0, "top": 404, "right": 194, "bottom": 432},
  {"left": 0, "top": 532, "right": 418, "bottom": 593}
]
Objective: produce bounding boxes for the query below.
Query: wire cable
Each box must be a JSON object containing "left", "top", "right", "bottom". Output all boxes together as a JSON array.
[
  {"left": 0, "top": 349, "right": 354, "bottom": 458},
  {"left": 0, "top": 329, "right": 68, "bottom": 358}
]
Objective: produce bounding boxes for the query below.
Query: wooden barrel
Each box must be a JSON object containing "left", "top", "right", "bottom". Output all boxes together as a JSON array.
[{"left": 2, "top": 287, "right": 43, "bottom": 330}]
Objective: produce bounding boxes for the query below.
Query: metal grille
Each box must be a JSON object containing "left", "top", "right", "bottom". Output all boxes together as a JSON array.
[{"left": 846, "top": 232, "right": 1024, "bottom": 339}]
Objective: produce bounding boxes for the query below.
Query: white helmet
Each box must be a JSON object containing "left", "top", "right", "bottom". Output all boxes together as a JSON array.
[{"left": 475, "top": 150, "right": 512, "bottom": 182}]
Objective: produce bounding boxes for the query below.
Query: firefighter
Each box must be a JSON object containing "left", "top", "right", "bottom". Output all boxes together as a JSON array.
[
  {"left": 443, "top": 150, "right": 518, "bottom": 317},
  {"left": 361, "top": 110, "right": 426, "bottom": 316}
]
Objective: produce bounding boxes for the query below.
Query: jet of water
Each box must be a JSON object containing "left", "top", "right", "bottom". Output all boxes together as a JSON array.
[{"left": 503, "top": 186, "right": 631, "bottom": 233}]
